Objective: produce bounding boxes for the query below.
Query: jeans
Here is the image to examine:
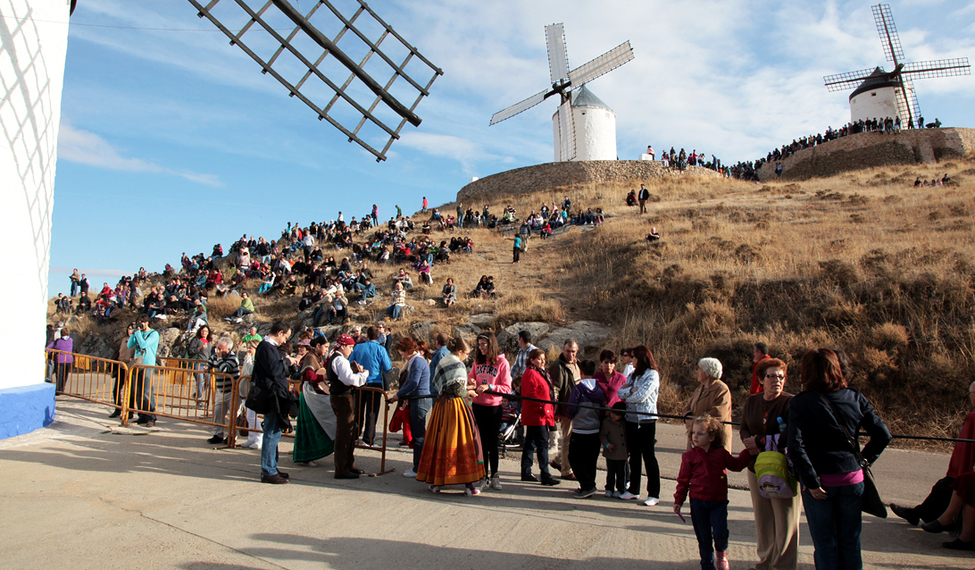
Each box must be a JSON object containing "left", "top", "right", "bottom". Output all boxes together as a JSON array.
[
  {"left": 690, "top": 498, "right": 729, "bottom": 570},
  {"left": 801, "top": 482, "right": 864, "bottom": 570},
  {"left": 135, "top": 368, "right": 156, "bottom": 421},
  {"left": 625, "top": 421, "right": 660, "bottom": 498},
  {"left": 211, "top": 389, "right": 234, "bottom": 438},
  {"left": 386, "top": 304, "right": 401, "bottom": 319},
  {"left": 409, "top": 397, "right": 430, "bottom": 471},
  {"left": 521, "top": 425, "right": 551, "bottom": 478},
  {"left": 261, "top": 410, "right": 283, "bottom": 477}
]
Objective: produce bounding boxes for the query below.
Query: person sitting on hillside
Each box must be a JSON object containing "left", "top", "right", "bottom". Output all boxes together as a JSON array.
[
  {"left": 394, "top": 268, "right": 414, "bottom": 289},
  {"left": 646, "top": 227, "right": 661, "bottom": 243},
  {"left": 441, "top": 277, "right": 457, "bottom": 307},
  {"left": 226, "top": 291, "right": 254, "bottom": 323},
  {"left": 626, "top": 190, "right": 637, "bottom": 207},
  {"left": 385, "top": 282, "right": 406, "bottom": 320}
]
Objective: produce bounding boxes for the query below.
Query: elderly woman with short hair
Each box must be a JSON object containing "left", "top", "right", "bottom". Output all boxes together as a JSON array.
[{"left": 684, "top": 357, "right": 733, "bottom": 453}]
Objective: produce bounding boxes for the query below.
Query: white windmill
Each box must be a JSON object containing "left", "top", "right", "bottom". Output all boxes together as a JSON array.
[{"left": 490, "top": 23, "right": 634, "bottom": 162}]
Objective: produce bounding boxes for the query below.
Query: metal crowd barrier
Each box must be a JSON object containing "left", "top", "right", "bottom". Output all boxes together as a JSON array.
[
  {"left": 122, "top": 362, "right": 237, "bottom": 429},
  {"left": 45, "top": 349, "right": 129, "bottom": 412},
  {"left": 46, "top": 349, "right": 396, "bottom": 475}
]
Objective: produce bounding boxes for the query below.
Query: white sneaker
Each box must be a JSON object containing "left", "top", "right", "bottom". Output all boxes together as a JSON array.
[
  {"left": 643, "top": 497, "right": 660, "bottom": 507},
  {"left": 403, "top": 469, "right": 417, "bottom": 477},
  {"left": 242, "top": 441, "right": 261, "bottom": 450},
  {"left": 613, "top": 491, "right": 623, "bottom": 499},
  {"left": 489, "top": 477, "right": 502, "bottom": 491},
  {"left": 619, "top": 491, "right": 639, "bottom": 500}
]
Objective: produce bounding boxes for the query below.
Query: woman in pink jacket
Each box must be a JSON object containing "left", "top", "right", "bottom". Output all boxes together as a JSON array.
[{"left": 468, "top": 332, "right": 511, "bottom": 491}]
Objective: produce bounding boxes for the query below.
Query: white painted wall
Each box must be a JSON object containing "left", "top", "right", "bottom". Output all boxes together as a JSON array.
[
  {"left": 0, "top": 0, "right": 71, "bottom": 389},
  {"left": 573, "top": 106, "right": 617, "bottom": 161},
  {"left": 551, "top": 104, "right": 618, "bottom": 162},
  {"left": 850, "top": 84, "right": 914, "bottom": 125}
]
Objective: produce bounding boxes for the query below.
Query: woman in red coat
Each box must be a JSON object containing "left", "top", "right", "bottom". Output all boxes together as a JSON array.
[{"left": 519, "top": 349, "right": 560, "bottom": 486}]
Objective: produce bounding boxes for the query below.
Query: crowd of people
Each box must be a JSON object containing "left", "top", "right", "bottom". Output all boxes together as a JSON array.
[{"left": 233, "top": 323, "right": 975, "bottom": 568}]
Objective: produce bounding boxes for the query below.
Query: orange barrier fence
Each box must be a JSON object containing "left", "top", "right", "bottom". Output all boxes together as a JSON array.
[
  {"left": 46, "top": 349, "right": 129, "bottom": 412},
  {"left": 121, "top": 362, "right": 237, "bottom": 429},
  {"left": 47, "top": 349, "right": 395, "bottom": 475}
]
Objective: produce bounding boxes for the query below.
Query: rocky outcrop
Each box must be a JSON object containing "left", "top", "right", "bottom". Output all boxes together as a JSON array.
[
  {"left": 757, "top": 128, "right": 975, "bottom": 181},
  {"left": 458, "top": 160, "right": 721, "bottom": 203}
]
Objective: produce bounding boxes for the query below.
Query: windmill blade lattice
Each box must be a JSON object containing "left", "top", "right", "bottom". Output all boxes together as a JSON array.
[
  {"left": 901, "top": 58, "right": 971, "bottom": 81},
  {"left": 873, "top": 4, "right": 904, "bottom": 63},
  {"left": 568, "top": 42, "right": 634, "bottom": 87},
  {"left": 546, "top": 23, "right": 569, "bottom": 84},
  {"left": 824, "top": 68, "right": 878, "bottom": 91},
  {"left": 189, "top": 0, "right": 443, "bottom": 162}
]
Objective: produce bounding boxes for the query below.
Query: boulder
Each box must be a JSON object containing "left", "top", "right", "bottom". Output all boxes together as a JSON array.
[
  {"left": 469, "top": 313, "right": 496, "bottom": 329},
  {"left": 408, "top": 321, "right": 437, "bottom": 344},
  {"left": 497, "top": 322, "right": 551, "bottom": 354},
  {"left": 451, "top": 324, "right": 482, "bottom": 346},
  {"left": 156, "top": 326, "right": 183, "bottom": 359},
  {"left": 536, "top": 320, "right": 613, "bottom": 358},
  {"left": 78, "top": 333, "right": 117, "bottom": 360}
]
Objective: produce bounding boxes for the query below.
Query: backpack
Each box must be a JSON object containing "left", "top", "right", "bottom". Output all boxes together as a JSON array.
[{"left": 754, "top": 450, "right": 797, "bottom": 499}]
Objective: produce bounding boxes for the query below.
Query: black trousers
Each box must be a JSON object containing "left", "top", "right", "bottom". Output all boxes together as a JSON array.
[
  {"left": 330, "top": 393, "right": 357, "bottom": 476},
  {"left": 568, "top": 432, "right": 601, "bottom": 491},
  {"left": 473, "top": 404, "right": 502, "bottom": 477},
  {"left": 910, "top": 476, "right": 956, "bottom": 523},
  {"left": 626, "top": 420, "right": 660, "bottom": 498}
]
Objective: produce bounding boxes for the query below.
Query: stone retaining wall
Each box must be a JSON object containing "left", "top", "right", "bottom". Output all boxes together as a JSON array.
[
  {"left": 757, "top": 128, "right": 975, "bottom": 181},
  {"left": 457, "top": 160, "right": 721, "bottom": 203}
]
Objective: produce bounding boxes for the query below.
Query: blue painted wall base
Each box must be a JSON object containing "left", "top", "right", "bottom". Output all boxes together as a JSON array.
[{"left": 0, "top": 383, "right": 56, "bottom": 439}]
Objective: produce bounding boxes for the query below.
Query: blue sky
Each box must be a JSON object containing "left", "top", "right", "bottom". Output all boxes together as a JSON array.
[{"left": 48, "top": 0, "right": 975, "bottom": 295}]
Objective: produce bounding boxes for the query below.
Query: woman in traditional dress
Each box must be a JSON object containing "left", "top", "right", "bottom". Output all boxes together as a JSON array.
[
  {"left": 292, "top": 337, "right": 336, "bottom": 467},
  {"left": 416, "top": 337, "right": 485, "bottom": 495}
]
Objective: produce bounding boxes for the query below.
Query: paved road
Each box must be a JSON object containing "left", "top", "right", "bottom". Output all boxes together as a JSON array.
[{"left": 0, "top": 399, "right": 971, "bottom": 569}]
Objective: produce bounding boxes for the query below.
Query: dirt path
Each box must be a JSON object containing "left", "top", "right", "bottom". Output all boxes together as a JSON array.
[{"left": 1, "top": 399, "right": 970, "bottom": 570}]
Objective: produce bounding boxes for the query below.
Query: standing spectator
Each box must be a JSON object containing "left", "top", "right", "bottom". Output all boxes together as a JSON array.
[
  {"left": 594, "top": 349, "right": 627, "bottom": 407},
  {"left": 389, "top": 338, "right": 431, "bottom": 478},
  {"left": 416, "top": 337, "right": 484, "bottom": 494},
  {"left": 506, "top": 235, "right": 522, "bottom": 263},
  {"left": 469, "top": 332, "right": 512, "bottom": 491},
  {"left": 510, "top": 331, "right": 537, "bottom": 383},
  {"left": 251, "top": 321, "right": 296, "bottom": 484},
  {"left": 567, "top": 360, "right": 605, "bottom": 498},
  {"left": 617, "top": 345, "right": 661, "bottom": 505},
  {"left": 638, "top": 184, "right": 650, "bottom": 214},
  {"left": 79, "top": 273, "right": 90, "bottom": 298},
  {"left": 350, "top": 327, "right": 392, "bottom": 448},
  {"left": 206, "top": 337, "right": 240, "bottom": 445},
  {"left": 788, "top": 348, "right": 891, "bottom": 570},
  {"left": 428, "top": 333, "right": 450, "bottom": 393},
  {"left": 549, "top": 339, "right": 580, "bottom": 480},
  {"left": 328, "top": 334, "right": 370, "bottom": 479},
  {"left": 128, "top": 315, "right": 160, "bottom": 427},
  {"left": 46, "top": 327, "right": 73, "bottom": 392},
  {"left": 69, "top": 269, "right": 80, "bottom": 297},
  {"left": 519, "top": 348, "right": 560, "bottom": 486},
  {"left": 600, "top": 402, "right": 628, "bottom": 497},
  {"left": 421, "top": 197, "right": 428, "bottom": 213},
  {"left": 750, "top": 342, "right": 771, "bottom": 395},
  {"left": 685, "top": 357, "right": 733, "bottom": 453},
  {"left": 740, "top": 358, "right": 800, "bottom": 570},
  {"left": 109, "top": 324, "right": 136, "bottom": 419}
]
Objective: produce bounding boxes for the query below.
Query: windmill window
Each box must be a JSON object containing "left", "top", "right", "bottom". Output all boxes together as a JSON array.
[{"left": 871, "top": 92, "right": 877, "bottom": 96}]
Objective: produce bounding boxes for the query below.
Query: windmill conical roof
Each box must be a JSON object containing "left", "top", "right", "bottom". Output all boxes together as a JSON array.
[
  {"left": 849, "top": 67, "right": 902, "bottom": 100},
  {"left": 571, "top": 85, "right": 613, "bottom": 111}
]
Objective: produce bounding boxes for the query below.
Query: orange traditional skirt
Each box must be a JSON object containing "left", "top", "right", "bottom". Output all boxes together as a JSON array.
[{"left": 416, "top": 396, "right": 485, "bottom": 486}]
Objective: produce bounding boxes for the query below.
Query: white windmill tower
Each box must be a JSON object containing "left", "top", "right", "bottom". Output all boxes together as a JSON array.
[
  {"left": 824, "top": 4, "right": 970, "bottom": 128},
  {"left": 490, "top": 24, "right": 634, "bottom": 162}
]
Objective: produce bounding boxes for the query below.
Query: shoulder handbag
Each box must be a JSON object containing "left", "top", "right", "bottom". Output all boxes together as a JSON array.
[{"left": 818, "top": 394, "right": 887, "bottom": 518}]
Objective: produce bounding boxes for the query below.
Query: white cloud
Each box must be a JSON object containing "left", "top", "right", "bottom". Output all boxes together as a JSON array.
[{"left": 57, "top": 124, "right": 223, "bottom": 186}]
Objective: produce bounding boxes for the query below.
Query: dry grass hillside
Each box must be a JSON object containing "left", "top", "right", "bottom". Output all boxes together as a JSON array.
[{"left": 52, "top": 155, "right": 975, "bottom": 445}]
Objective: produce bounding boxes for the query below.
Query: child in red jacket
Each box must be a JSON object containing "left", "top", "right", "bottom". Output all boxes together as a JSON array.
[{"left": 674, "top": 414, "right": 754, "bottom": 570}]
